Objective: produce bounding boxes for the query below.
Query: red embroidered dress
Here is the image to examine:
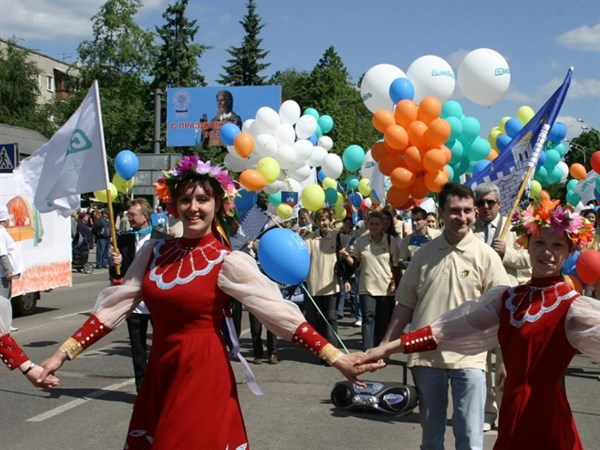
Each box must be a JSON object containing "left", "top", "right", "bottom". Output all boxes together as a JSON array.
[{"left": 401, "top": 277, "right": 600, "bottom": 450}]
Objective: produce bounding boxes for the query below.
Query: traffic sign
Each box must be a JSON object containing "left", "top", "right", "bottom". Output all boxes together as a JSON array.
[{"left": 0, "top": 143, "right": 18, "bottom": 173}]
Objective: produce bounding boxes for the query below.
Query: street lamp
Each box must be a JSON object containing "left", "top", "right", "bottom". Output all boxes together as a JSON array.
[{"left": 564, "top": 141, "right": 588, "bottom": 164}]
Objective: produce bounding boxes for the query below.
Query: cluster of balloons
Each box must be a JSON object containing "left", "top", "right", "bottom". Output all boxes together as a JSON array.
[
  {"left": 94, "top": 149, "right": 139, "bottom": 203},
  {"left": 563, "top": 248, "right": 600, "bottom": 292},
  {"left": 360, "top": 48, "right": 510, "bottom": 115},
  {"left": 564, "top": 150, "right": 600, "bottom": 207}
]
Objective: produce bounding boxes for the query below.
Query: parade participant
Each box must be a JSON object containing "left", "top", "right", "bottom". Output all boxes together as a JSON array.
[
  {"left": 359, "top": 197, "right": 599, "bottom": 450},
  {"left": 0, "top": 208, "right": 24, "bottom": 305},
  {"left": 398, "top": 206, "right": 442, "bottom": 264},
  {"left": 36, "top": 156, "right": 381, "bottom": 450},
  {"left": 375, "top": 182, "right": 510, "bottom": 450},
  {"left": 0, "top": 295, "right": 59, "bottom": 387}
]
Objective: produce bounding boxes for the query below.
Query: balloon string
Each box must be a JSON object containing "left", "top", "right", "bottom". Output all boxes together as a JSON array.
[{"left": 300, "top": 283, "right": 349, "bottom": 354}]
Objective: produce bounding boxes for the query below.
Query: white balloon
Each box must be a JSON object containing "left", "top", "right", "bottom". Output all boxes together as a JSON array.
[
  {"left": 322, "top": 153, "right": 343, "bottom": 179},
  {"left": 407, "top": 55, "right": 456, "bottom": 103},
  {"left": 308, "top": 145, "right": 327, "bottom": 167},
  {"left": 275, "top": 123, "right": 296, "bottom": 147},
  {"left": 458, "top": 48, "right": 510, "bottom": 106},
  {"left": 246, "top": 151, "right": 262, "bottom": 168},
  {"left": 242, "top": 118, "right": 255, "bottom": 133},
  {"left": 279, "top": 100, "right": 301, "bottom": 125},
  {"left": 249, "top": 119, "right": 271, "bottom": 138},
  {"left": 255, "top": 107, "right": 280, "bottom": 134},
  {"left": 360, "top": 63, "right": 406, "bottom": 113},
  {"left": 274, "top": 144, "right": 297, "bottom": 170},
  {"left": 224, "top": 152, "right": 248, "bottom": 172},
  {"left": 295, "top": 114, "right": 318, "bottom": 139},
  {"left": 557, "top": 161, "right": 569, "bottom": 181},
  {"left": 293, "top": 139, "right": 313, "bottom": 163},
  {"left": 254, "top": 134, "right": 278, "bottom": 157},
  {"left": 287, "top": 164, "right": 312, "bottom": 182},
  {"left": 226, "top": 144, "right": 237, "bottom": 155},
  {"left": 263, "top": 182, "right": 281, "bottom": 195},
  {"left": 317, "top": 135, "right": 334, "bottom": 151}
]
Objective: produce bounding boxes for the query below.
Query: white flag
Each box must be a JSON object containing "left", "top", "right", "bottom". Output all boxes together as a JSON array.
[{"left": 14, "top": 81, "right": 109, "bottom": 216}]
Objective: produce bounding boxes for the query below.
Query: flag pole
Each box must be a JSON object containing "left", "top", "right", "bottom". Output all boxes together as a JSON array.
[{"left": 93, "top": 80, "right": 121, "bottom": 276}]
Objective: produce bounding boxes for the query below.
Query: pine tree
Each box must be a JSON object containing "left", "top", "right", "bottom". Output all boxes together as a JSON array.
[
  {"left": 216, "top": 0, "right": 270, "bottom": 86},
  {"left": 151, "top": 0, "right": 210, "bottom": 90}
]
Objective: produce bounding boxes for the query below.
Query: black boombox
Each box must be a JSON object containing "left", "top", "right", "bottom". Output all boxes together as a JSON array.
[{"left": 331, "top": 381, "right": 419, "bottom": 416}]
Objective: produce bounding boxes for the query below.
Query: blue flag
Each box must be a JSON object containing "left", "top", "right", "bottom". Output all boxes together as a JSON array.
[{"left": 465, "top": 68, "right": 573, "bottom": 215}]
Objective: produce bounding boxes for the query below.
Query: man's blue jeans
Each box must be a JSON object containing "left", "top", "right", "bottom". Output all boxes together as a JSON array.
[{"left": 412, "top": 366, "right": 486, "bottom": 450}]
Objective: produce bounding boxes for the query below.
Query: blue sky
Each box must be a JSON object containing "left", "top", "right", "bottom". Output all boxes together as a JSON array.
[{"left": 1, "top": 0, "right": 599, "bottom": 141}]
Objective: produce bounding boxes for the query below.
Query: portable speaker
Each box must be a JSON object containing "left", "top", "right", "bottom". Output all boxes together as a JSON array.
[{"left": 331, "top": 381, "right": 418, "bottom": 416}]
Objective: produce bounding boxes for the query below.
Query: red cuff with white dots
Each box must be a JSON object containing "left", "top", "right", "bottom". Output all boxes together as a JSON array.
[
  {"left": 401, "top": 326, "right": 437, "bottom": 353},
  {"left": 0, "top": 333, "right": 29, "bottom": 370},
  {"left": 60, "top": 315, "right": 111, "bottom": 359},
  {"left": 292, "top": 321, "right": 330, "bottom": 355}
]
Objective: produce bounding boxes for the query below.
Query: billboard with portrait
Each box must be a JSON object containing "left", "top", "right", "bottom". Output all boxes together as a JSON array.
[{"left": 166, "top": 86, "right": 281, "bottom": 147}]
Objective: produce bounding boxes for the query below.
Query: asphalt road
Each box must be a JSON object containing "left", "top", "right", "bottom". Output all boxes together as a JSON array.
[{"left": 2, "top": 268, "right": 599, "bottom": 449}]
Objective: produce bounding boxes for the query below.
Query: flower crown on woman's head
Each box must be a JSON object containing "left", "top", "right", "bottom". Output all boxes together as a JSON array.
[
  {"left": 153, "top": 156, "right": 237, "bottom": 217},
  {"left": 511, "top": 197, "right": 595, "bottom": 250}
]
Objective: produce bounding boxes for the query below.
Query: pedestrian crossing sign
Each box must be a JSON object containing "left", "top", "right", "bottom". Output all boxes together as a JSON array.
[{"left": 0, "top": 143, "right": 18, "bottom": 174}]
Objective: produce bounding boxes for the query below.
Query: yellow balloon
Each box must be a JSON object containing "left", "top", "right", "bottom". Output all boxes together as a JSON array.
[
  {"left": 488, "top": 127, "right": 502, "bottom": 149},
  {"left": 112, "top": 173, "right": 135, "bottom": 193},
  {"left": 529, "top": 180, "right": 542, "bottom": 199},
  {"left": 498, "top": 116, "right": 511, "bottom": 134},
  {"left": 516, "top": 105, "right": 535, "bottom": 125},
  {"left": 94, "top": 182, "right": 118, "bottom": 203},
  {"left": 276, "top": 203, "right": 293, "bottom": 220},
  {"left": 257, "top": 157, "right": 281, "bottom": 183},
  {"left": 358, "top": 178, "right": 372, "bottom": 197},
  {"left": 301, "top": 183, "right": 325, "bottom": 212},
  {"left": 334, "top": 192, "right": 344, "bottom": 207},
  {"left": 334, "top": 206, "right": 347, "bottom": 220},
  {"left": 322, "top": 177, "right": 337, "bottom": 190}
]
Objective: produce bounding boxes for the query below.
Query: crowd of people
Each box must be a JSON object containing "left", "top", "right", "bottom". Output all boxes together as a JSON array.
[{"left": 1, "top": 155, "right": 599, "bottom": 449}]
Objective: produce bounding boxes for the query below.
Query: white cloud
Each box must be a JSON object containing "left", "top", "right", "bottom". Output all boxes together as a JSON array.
[
  {"left": 555, "top": 23, "right": 600, "bottom": 52},
  {"left": 557, "top": 115, "right": 585, "bottom": 140},
  {"left": 540, "top": 77, "right": 600, "bottom": 99}
]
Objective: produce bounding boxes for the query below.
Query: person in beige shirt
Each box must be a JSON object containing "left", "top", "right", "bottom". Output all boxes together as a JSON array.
[
  {"left": 305, "top": 209, "right": 349, "bottom": 347},
  {"left": 340, "top": 210, "right": 400, "bottom": 350},
  {"left": 398, "top": 206, "right": 442, "bottom": 264},
  {"left": 381, "top": 182, "right": 510, "bottom": 450}
]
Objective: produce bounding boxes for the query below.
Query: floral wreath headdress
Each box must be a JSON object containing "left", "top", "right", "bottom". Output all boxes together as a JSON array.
[
  {"left": 511, "top": 198, "right": 595, "bottom": 251},
  {"left": 153, "top": 156, "right": 238, "bottom": 218}
]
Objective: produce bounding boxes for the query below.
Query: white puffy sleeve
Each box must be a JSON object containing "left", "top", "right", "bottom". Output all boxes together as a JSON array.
[
  {"left": 432, "top": 285, "right": 507, "bottom": 355},
  {"left": 218, "top": 251, "right": 307, "bottom": 341},
  {"left": 0, "top": 294, "right": 12, "bottom": 335},
  {"left": 87, "top": 239, "right": 156, "bottom": 329},
  {"left": 565, "top": 296, "right": 600, "bottom": 362}
]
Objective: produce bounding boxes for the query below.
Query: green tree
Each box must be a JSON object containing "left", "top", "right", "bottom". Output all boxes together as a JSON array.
[
  {"left": 0, "top": 40, "right": 48, "bottom": 132},
  {"left": 68, "top": 0, "right": 157, "bottom": 156},
  {"left": 216, "top": 0, "right": 270, "bottom": 86},
  {"left": 565, "top": 129, "right": 599, "bottom": 171},
  {"left": 151, "top": 0, "right": 210, "bottom": 90},
  {"left": 269, "top": 68, "right": 311, "bottom": 106}
]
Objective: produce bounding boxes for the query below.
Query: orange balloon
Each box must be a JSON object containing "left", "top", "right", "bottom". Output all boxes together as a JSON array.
[
  {"left": 564, "top": 274, "right": 583, "bottom": 293},
  {"left": 394, "top": 100, "right": 418, "bottom": 128},
  {"left": 391, "top": 167, "right": 416, "bottom": 189},
  {"left": 404, "top": 146, "right": 423, "bottom": 172},
  {"left": 386, "top": 186, "right": 410, "bottom": 208},
  {"left": 239, "top": 169, "right": 266, "bottom": 191},
  {"left": 425, "top": 118, "right": 451, "bottom": 148},
  {"left": 423, "top": 148, "right": 447, "bottom": 172},
  {"left": 417, "top": 96, "right": 442, "bottom": 124},
  {"left": 487, "top": 149, "right": 499, "bottom": 161},
  {"left": 384, "top": 124, "right": 409, "bottom": 152},
  {"left": 576, "top": 249, "right": 600, "bottom": 284},
  {"left": 234, "top": 132, "right": 254, "bottom": 158},
  {"left": 569, "top": 163, "right": 587, "bottom": 180},
  {"left": 399, "top": 198, "right": 416, "bottom": 210},
  {"left": 409, "top": 175, "right": 429, "bottom": 199},
  {"left": 370, "top": 141, "right": 388, "bottom": 162},
  {"left": 539, "top": 190, "right": 551, "bottom": 202},
  {"left": 440, "top": 145, "right": 452, "bottom": 164},
  {"left": 372, "top": 109, "right": 396, "bottom": 133},
  {"left": 407, "top": 120, "right": 428, "bottom": 149},
  {"left": 424, "top": 170, "right": 449, "bottom": 193},
  {"left": 591, "top": 150, "right": 600, "bottom": 174},
  {"left": 378, "top": 152, "right": 405, "bottom": 176}
]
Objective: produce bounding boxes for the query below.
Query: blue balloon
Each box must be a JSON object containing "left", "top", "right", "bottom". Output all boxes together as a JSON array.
[
  {"left": 472, "top": 159, "right": 491, "bottom": 177},
  {"left": 115, "top": 150, "right": 139, "bottom": 180},
  {"left": 496, "top": 134, "right": 512, "bottom": 152},
  {"left": 536, "top": 151, "right": 547, "bottom": 168},
  {"left": 308, "top": 133, "right": 318, "bottom": 145},
  {"left": 219, "top": 123, "right": 241, "bottom": 146},
  {"left": 595, "top": 188, "right": 600, "bottom": 200},
  {"left": 257, "top": 228, "right": 310, "bottom": 285},
  {"left": 562, "top": 251, "right": 580, "bottom": 277},
  {"left": 504, "top": 118, "right": 522, "bottom": 138},
  {"left": 348, "top": 192, "right": 363, "bottom": 208},
  {"left": 317, "top": 169, "right": 326, "bottom": 182},
  {"left": 235, "top": 189, "right": 257, "bottom": 211},
  {"left": 389, "top": 77, "right": 415, "bottom": 104},
  {"left": 548, "top": 122, "right": 567, "bottom": 143}
]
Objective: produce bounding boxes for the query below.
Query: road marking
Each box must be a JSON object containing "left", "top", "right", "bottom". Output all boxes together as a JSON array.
[
  {"left": 26, "top": 378, "right": 135, "bottom": 422},
  {"left": 54, "top": 310, "right": 92, "bottom": 320}
]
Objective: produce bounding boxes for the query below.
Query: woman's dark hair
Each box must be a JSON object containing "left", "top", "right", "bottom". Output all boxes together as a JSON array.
[{"left": 380, "top": 207, "right": 399, "bottom": 237}]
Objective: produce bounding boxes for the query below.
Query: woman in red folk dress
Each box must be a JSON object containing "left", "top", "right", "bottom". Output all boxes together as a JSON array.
[
  {"left": 37, "top": 156, "right": 382, "bottom": 450},
  {"left": 359, "top": 198, "right": 599, "bottom": 450}
]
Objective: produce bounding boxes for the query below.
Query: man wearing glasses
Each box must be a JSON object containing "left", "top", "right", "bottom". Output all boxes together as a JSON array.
[{"left": 473, "top": 182, "right": 532, "bottom": 432}]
